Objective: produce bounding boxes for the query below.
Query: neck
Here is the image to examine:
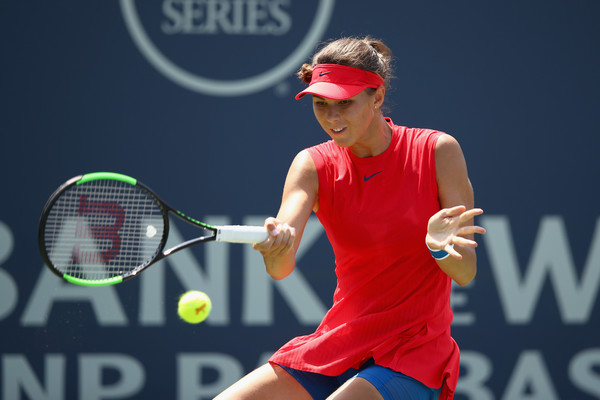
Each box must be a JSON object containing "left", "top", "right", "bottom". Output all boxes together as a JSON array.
[{"left": 349, "top": 114, "right": 392, "bottom": 158}]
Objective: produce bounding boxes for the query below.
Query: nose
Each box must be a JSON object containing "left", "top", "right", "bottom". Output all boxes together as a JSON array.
[{"left": 326, "top": 106, "right": 340, "bottom": 122}]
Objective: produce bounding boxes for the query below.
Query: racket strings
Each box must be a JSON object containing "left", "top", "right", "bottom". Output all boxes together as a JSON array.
[{"left": 44, "top": 180, "right": 164, "bottom": 281}]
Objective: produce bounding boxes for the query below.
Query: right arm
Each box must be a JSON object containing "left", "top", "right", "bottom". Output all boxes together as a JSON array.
[{"left": 253, "top": 149, "right": 319, "bottom": 280}]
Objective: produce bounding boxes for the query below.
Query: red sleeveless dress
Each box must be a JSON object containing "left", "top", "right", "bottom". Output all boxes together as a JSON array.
[{"left": 269, "top": 119, "right": 459, "bottom": 399}]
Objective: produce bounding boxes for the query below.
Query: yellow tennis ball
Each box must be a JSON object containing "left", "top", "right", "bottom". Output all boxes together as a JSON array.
[{"left": 177, "top": 291, "right": 212, "bottom": 324}]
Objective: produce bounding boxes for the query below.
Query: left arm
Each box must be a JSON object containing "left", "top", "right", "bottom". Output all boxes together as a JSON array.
[{"left": 426, "top": 134, "right": 486, "bottom": 286}]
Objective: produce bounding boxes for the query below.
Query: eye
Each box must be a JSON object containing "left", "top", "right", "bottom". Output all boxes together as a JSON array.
[{"left": 338, "top": 99, "right": 352, "bottom": 105}]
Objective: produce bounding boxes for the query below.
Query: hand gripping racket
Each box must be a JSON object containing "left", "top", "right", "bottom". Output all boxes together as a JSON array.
[{"left": 38, "top": 172, "right": 268, "bottom": 287}]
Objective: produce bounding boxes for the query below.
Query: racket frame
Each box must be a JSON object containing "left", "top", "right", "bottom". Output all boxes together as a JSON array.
[{"left": 38, "top": 172, "right": 259, "bottom": 286}]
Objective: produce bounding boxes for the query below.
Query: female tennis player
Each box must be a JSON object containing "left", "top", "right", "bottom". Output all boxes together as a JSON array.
[{"left": 215, "top": 36, "right": 485, "bottom": 400}]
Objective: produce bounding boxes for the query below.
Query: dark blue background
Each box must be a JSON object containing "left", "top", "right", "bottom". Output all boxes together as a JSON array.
[{"left": 1, "top": 1, "right": 599, "bottom": 399}]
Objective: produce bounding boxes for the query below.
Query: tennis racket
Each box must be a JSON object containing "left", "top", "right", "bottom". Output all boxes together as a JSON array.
[{"left": 38, "top": 172, "right": 268, "bottom": 287}]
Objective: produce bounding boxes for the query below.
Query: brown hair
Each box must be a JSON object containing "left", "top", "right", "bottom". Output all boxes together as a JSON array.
[{"left": 297, "top": 36, "right": 393, "bottom": 89}]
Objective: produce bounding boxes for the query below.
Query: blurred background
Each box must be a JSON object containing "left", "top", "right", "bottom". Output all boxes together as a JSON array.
[{"left": 1, "top": 1, "right": 599, "bottom": 399}]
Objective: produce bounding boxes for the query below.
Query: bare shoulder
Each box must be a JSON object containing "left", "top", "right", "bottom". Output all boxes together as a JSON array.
[
  {"left": 435, "top": 133, "right": 474, "bottom": 209},
  {"left": 435, "top": 133, "right": 463, "bottom": 158},
  {"left": 282, "top": 149, "right": 319, "bottom": 212},
  {"left": 290, "top": 149, "right": 317, "bottom": 172},
  {"left": 286, "top": 150, "right": 319, "bottom": 192},
  {"left": 435, "top": 133, "right": 467, "bottom": 174}
]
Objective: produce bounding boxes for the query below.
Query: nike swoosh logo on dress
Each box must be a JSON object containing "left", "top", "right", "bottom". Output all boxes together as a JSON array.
[{"left": 364, "top": 171, "right": 383, "bottom": 181}]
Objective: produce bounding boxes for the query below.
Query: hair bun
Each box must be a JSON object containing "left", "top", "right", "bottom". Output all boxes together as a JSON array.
[
  {"left": 296, "top": 63, "right": 313, "bottom": 84},
  {"left": 367, "top": 39, "right": 392, "bottom": 64}
]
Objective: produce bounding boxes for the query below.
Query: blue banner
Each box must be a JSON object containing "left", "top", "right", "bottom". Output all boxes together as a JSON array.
[{"left": 1, "top": 1, "right": 599, "bottom": 399}]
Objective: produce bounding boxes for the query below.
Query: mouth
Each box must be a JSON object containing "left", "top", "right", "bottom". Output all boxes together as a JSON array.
[{"left": 330, "top": 127, "right": 346, "bottom": 134}]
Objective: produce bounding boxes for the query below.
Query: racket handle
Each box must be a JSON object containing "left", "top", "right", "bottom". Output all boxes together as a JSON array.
[{"left": 216, "top": 225, "right": 268, "bottom": 243}]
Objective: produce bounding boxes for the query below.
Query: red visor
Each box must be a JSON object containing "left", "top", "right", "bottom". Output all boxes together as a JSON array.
[{"left": 295, "top": 64, "right": 384, "bottom": 100}]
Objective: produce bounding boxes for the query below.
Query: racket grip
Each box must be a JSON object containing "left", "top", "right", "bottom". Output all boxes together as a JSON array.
[{"left": 216, "top": 225, "right": 268, "bottom": 243}]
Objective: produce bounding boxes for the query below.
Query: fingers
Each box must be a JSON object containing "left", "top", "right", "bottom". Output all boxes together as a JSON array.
[
  {"left": 442, "top": 206, "right": 483, "bottom": 221},
  {"left": 438, "top": 206, "right": 483, "bottom": 219},
  {"left": 459, "top": 208, "right": 484, "bottom": 223},
  {"left": 456, "top": 224, "right": 487, "bottom": 237},
  {"left": 429, "top": 207, "right": 485, "bottom": 235},
  {"left": 445, "top": 243, "right": 464, "bottom": 260},
  {"left": 450, "top": 235, "right": 479, "bottom": 248},
  {"left": 253, "top": 218, "right": 296, "bottom": 257},
  {"left": 441, "top": 205, "right": 467, "bottom": 217},
  {"left": 430, "top": 206, "right": 481, "bottom": 226},
  {"left": 264, "top": 217, "right": 280, "bottom": 235}
]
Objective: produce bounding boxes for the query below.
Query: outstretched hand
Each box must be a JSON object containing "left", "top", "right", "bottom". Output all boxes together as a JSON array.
[{"left": 426, "top": 206, "right": 486, "bottom": 260}]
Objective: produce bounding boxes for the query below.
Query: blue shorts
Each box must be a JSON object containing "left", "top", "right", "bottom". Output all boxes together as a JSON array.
[{"left": 278, "top": 359, "right": 441, "bottom": 400}]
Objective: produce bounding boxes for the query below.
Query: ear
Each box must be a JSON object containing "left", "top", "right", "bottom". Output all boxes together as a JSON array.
[{"left": 373, "top": 86, "right": 386, "bottom": 109}]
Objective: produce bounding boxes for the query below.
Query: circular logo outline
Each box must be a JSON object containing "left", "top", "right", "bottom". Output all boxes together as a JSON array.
[{"left": 120, "top": 0, "right": 336, "bottom": 96}]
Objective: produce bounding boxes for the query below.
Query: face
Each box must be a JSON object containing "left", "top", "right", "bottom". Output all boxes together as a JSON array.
[{"left": 312, "top": 88, "right": 385, "bottom": 155}]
